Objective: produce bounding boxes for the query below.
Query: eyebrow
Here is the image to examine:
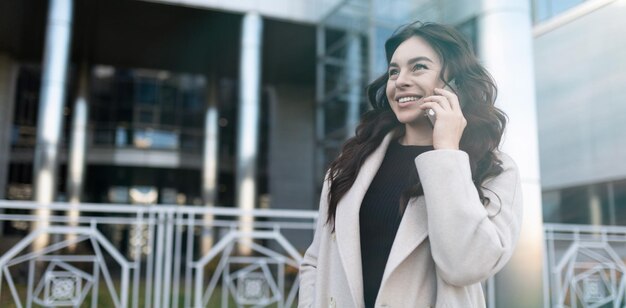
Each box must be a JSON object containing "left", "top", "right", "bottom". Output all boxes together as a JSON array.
[{"left": 389, "top": 56, "right": 434, "bottom": 67}]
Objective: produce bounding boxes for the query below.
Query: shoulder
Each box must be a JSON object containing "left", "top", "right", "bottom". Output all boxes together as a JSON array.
[
  {"left": 494, "top": 150, "right": 514, "bottom": 163},
  {"left": 484, "top": 150, "right": 521, "bottom": 188},
  {"left": 494, "top": 151, "right": 519, "bottom": 173}
]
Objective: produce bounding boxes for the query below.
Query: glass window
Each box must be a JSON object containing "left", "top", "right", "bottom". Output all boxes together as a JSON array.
[
  {"left": 542, "top": 190, "right": 561, "bottom": 223},
  {"left": 455, "top": 18, "right": 478, "bottom": 56},
  {"left": 136, "top": 78, "right": 158, "bottom": 105},
  {"left": 592, "top": 183, "right": 611, "bottom": 225},
  {"left": 90, "top": 67, "right": 206, "bottom": 151},
  {"left": 613, "top": 179, "right": 626, "bottom": 225},
  {"left": 160, "top": 84, "right": 178, "bottom": 108},
  {"left": 182, "top": 90, "right": 202, "bottom": 110},
  {"left": 559, "top": 185, "right": 589, "bottom": 224},
  {"left": 138, "top": 110, "right": 155, "bottom": 124},
  {"left": 550, "top": 0, "right": 584, "bottom": 17},
  {"left": 533, "top": 0, "right": 551, "bottom": 24},
  {"left": 533, "top": 0, "right": 585, "bottom": 24},
  {"left": 160, "top": 110, "right": 176, "bottom": 126},
  {"left": 556, "top": 183, "right": 611, "bottom": 225}
]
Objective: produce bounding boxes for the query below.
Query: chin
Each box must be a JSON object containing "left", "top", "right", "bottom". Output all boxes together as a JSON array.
[{"left": 395, "top": 112, "right": 425, "bottom": 125}]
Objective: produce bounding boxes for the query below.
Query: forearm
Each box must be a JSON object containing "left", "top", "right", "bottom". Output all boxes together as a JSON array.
[{"left": 416, "top": 150, "right": 522, "bottom": 285}]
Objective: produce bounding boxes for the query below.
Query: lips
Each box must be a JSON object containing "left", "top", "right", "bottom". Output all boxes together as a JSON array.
[{"left": 396, "top": 95, "right": 422, "bottom": 107}]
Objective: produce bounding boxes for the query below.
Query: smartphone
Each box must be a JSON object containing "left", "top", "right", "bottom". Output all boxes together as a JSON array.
[{"left": 425, "top": 79, "right": 460, "bottom": 127}]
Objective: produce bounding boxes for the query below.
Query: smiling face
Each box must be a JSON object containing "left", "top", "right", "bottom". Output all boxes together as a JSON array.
[{"left": 386, "top": 36, "right": 446, "bottom": 125}]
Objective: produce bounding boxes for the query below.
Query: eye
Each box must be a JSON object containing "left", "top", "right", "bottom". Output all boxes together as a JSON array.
[
  {"left": 412, "top": 63, "right": 427, "bottom": 71},
  {"left": 388, "top": 68, "right": 399, "bottom": 78}
]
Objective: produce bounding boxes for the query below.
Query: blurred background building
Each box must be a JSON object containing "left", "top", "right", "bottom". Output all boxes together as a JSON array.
[
  {"left": 0, "top": 0, "right": 624, "bottom": 307},
  {"left": 534, "top": 0, "right": 626, "bottom": 227}
]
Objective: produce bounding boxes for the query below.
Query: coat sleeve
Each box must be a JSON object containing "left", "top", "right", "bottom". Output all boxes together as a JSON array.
[
  {"left": 415, "top": 149, "right": 523, "bottom": 286},
  {"left": 298, "top": 176, "right": 330, "bottom": 307}
]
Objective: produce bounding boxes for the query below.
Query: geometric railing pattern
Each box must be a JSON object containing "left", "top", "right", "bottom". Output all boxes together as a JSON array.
[
  {"left": 544, "top": 223, "right": 626, "bottom": 308},
  {"left": 0, "top": 226, "right": 131, "bottom": 308},
  {"left": 0, "top": 200, "right": 317, "bottom": 307},
  {"left": 193, "top": 230, "right": 302, "bottom": 307}
]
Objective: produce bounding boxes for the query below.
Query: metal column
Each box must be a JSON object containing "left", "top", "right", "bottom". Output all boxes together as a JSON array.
[
  {"left": 202, "top": 76, "right": 219, "bottom": 253},
  {"left": 0, "top": 55, "right": 17, "bottom": 202},
  {"left": 0, "top": 54, "right": 18, "bottom": 237},
  {"left": 236, "top": 12, "right": 263, "bottom": 255},
  {"left": 65, "top": 65, "right": 88, "bottom": 249},
  {"left": 315, "top": 0, "right": 369, "bottom": 183},
  {"left": 345, "top": 32, "right": 362, "bottom": 137},
  {"left": 477, "top": 0, "right": 544, "bottom": 306},
  {"left": 588, "top": 184, "right": 603, "bottom": 226},
  {"left": 32, "top": 0, "right": 73, "bottom": 249},
  {"left": 67, "top": 65, "right": 88, "bottom": 204}
]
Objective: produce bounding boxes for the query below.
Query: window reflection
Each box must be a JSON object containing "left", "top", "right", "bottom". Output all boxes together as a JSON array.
[
  {"left": 90, "top": 66, "right": 206, "bottom": 152},
  {"left": 532, "top": 0, "right": 585, "bottom": 24},
  {"left": 543, "top": 181, "right": 626, "bottom": 226}
]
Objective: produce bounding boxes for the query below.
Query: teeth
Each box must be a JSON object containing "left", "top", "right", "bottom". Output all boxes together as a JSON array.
[{"left": 398, "top": 96, "right": 420, "bottom": 103}]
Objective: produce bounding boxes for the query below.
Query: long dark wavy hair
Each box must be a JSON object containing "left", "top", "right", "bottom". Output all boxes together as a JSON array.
[{"left": 325, "top": 21, "right": 508, "bottom": 229}]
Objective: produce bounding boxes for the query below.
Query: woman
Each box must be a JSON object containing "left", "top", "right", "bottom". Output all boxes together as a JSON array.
[{"left": 299, "top": 21, "right": 523, "bottom": 308}]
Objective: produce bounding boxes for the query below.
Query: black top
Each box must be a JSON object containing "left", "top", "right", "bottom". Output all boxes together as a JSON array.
[{"left": 359, "top": 139, "right": 432, "bottom": 308}]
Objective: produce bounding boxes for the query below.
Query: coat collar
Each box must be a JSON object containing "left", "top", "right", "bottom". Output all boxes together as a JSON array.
[
  {"left": 334, "top": 131, "right": 430, "bottom": 307},
  {"left": 379, "top": 196, "right": 428, "bottom": 292}
]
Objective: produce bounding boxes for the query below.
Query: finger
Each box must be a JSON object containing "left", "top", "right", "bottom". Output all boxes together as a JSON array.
[
  {"left": 434, "top": 88, "right": 461, "bottom": 111},
  {"left": 419, "top": 101, "right": 446, "bottom": 115},
  {"left": 422, "top": 95, "right": 452, "bottom": 111}
]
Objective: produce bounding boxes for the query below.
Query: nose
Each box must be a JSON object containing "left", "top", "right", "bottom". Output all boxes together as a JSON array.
[{"left": 395, "top": 71, "right": 410, "bottom": 89}]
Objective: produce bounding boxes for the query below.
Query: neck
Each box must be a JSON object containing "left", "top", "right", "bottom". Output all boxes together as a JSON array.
[{"left": 400, "top": 120, "right": 433, "bottom": 146}]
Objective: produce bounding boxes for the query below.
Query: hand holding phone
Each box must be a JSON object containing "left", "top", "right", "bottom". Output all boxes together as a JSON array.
[{"left": 424, "top": 79, "right": 460, "bottom": 127}]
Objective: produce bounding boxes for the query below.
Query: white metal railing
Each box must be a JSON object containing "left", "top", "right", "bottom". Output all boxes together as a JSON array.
[
  {"left": 544, "top": 223, "right": 626, "bottom": 308},
  {"left": 0, "top": 200, "right": 317, "bottom": 308},
  {"left": 7, "top": 202, "right": 625, "bottom": 307}
]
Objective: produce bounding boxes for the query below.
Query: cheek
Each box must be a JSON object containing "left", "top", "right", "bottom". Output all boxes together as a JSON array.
[{"left": 385, "top": 83, "right": 395, "bottom": 100}]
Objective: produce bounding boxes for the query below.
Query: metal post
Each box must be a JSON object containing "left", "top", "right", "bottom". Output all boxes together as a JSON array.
[
  {"left": 153, "top": 211, "right": 165, "bottom": 308},
  {"left": 67, "top": 65, "right": 88, "bottom": 204},
  {"left": 66, "top": 65, "right": 88, "bottom": 250},
  {"left": 0, "top": 54, "right": 18, "bottom": 236},
  {"left": 162, "top": 210, "right": 175, "bottom": 307},
  {"left": 236, "top": 12, "right": 263, "bottom": 255},
  {"left": 589, "top": 184, "right": 602, "bottom": 226},
  {"left": 608, "top": 182, "right": 616, "bottom": 226},
  {"left": 345, "top": 32, "right": 362, "bottom": 137},
  {"left": 477, "top": 0, "right": 544, "bottom": 306},
  {"left": 202, "top": 76, "right": 218, "bottom": 254},
  {"left": 315, "top": 23, "right": 326, "bottom": 184},
  {"left": 0, "top": 55, "right": 18, "bottom": 201},
  {"left": 32, "top": 0, "right": 73, "bottom": 250}
]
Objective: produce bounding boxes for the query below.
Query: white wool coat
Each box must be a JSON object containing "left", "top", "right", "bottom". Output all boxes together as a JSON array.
[{"left": 299, "top": 132, "right": 523, "bottom": 308}]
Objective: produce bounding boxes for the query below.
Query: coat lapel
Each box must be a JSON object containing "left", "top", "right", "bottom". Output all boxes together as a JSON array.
[
  {"left": 335, "top": 132, "right": 395, "bottom": 307},
  {"left": 379, "top": 196, "right": 429, "bottom": 290}
]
